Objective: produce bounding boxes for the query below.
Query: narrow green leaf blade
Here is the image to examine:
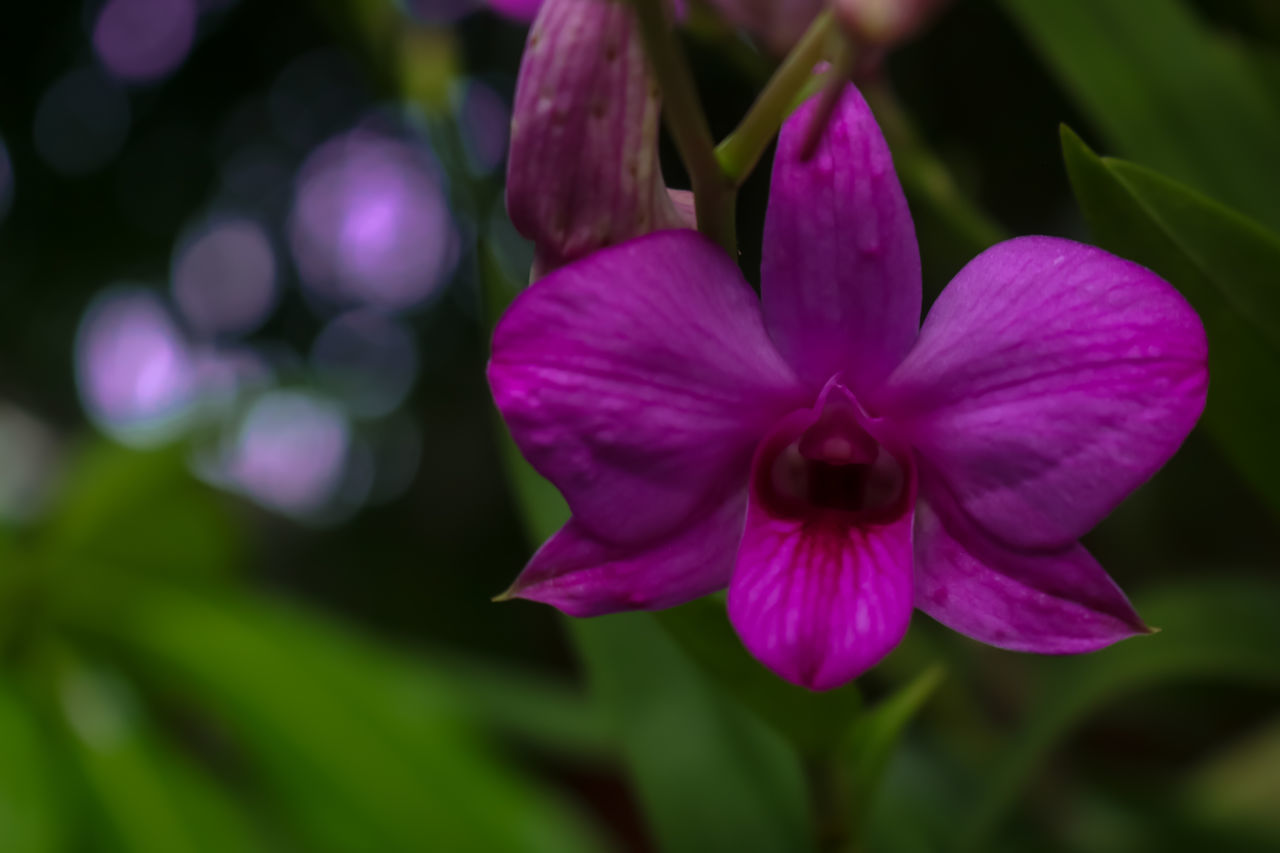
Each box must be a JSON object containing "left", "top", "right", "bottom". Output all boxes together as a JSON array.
[
  {"left": 1002, "top": 0, "right": 1280, "bottom": 230},
  {"left": 842, "top": 664, "right": 944, "bottom": 831}
]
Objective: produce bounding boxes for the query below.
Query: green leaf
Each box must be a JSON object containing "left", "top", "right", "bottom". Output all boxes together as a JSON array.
[
  {"left": 1185, "top": 716, "right": 1280, "bottom": 841},
  {"left": 655, "top": 596, "right": 861, "bottom": 756},
  {"left": 842, "top": 665, "right": 944, "bottom": 832},
  {"left": 960, "top": 577, "right": 1280, "bottom": 851},
  {"left": 39, "top": 441, "right": 241, "bottom": 582},
  {"left": 428, "top": 653, "right": 609, "bottom": 761},
  {"left": 1001, "top": 0, "right": 1280, "bottom": 231},
  {"left": 56, "top": 661, "right": 271, "bottom": 853},
  {"left": 1061, "top": 126, "right": 1280, "bottom": 515},
  {"left": 0, "top": 677, "right": 68, "bottom": 853},
  {"left": 572, "top": 614, "right": 813, "bottom": 853},
  {"left": 93, "top": 588, "right": 606, "bottom": 853}
]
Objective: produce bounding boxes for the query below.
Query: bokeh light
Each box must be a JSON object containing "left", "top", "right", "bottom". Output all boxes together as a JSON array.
[
  {"left": 93, "top": 0, "right": 199, "bottom": 83},
  {"left": 75, "top": 288, "right": 195, "bottom": 446},
  {"left": 190, "top": 346, "right": 272, "bottom": 407},
  {"left": 33, "top": 67, "right": 131, "bottom": 176},
  {"left": 311, "top": 311, "right": 419, "bottom": 418},
  {"left": 289, "top": 130, "right": 458, "bottom": 312},
  {"left": 457, "top": 79, "right": 510, "bottom": 175},
  {"left": 221, "top": 390, "right": 351, "bottom": 517},
  {"left": 0, "top": 136, "right": 12, "bottom": 223},
  {"left": 172, "top": 217, "right": 279, "bottom": 336}
]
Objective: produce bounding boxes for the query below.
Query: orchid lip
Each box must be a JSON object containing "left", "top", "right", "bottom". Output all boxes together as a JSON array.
[{"left": 753, "top": 380, "right": 913, "bottom": 526}]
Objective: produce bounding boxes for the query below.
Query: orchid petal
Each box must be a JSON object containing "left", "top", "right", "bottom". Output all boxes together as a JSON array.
[
  {"left": 914, "top": 494, "right": 1148, "bottom": 653},
  {"left": 728, "top": 504, "right": 914, "bottom": 690},
  {"left": 727, "top": 396, "right": 915, "bottom": 691},
  {"left": 507, "top": 0, "right": 686, "bottom": 275},
  {"left": 875, "top": 236, "right": 1208, "bottom": 549},
  {"left": 505, "top": 492, "right": 746, "bottom": 616},
  {"left": 762, "top": 82, "right": 921, "bottom": 394},
  {"left": 489, "top": 229, "right": 806, "bottom": 546}
]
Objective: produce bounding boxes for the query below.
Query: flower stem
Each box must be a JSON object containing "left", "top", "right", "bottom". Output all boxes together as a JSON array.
[
  {"left": 715, "top": 9, "right": 838, "bottom": 186},
  {"left": 797, "top": 37, "right": 856, "bottom": 161},
  {"left": 630, "top": 0, "right": 737, "bottom": 256},
  {"left": 807, "top": 757, "right": 852, "bottom": 853}
]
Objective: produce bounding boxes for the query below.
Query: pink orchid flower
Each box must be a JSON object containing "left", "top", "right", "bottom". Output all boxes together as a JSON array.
[{"left": 489, "top": 83, "right": 1208, "bottom": 690}]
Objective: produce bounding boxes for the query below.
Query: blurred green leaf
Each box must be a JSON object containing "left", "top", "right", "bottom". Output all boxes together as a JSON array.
[
  {"left": 0, "top": 676, "right": 67, "bottom": 853},
  {"left": 960, "top": 577, "right": 1280, "bottom": 851},
  {"left": 1184, "top": 716, "right": 1280, "bottom": 841},
  {"left": 1001, "top": 0, "right": 1280, "bottom": 230},
  {"left": 572, "top": 614, "right": 813, "bottom": 853},
  {"left": 55, "top": 660, "right": 271, "bottom": 853},
  {"left": 656, "top": 596, "right": 861, "bottom": 756},
  {"left": 39, "top": 441, "right": 241, "bottom": 581},
  {"left": 94, "top": 587, "right": 605, "bottom": 853},
  {"left": 1061, "top": 126, "right": 1280, "bottom": 516},
  {"left": 842, "top": 665, "right": 944, "bottom": 834}
]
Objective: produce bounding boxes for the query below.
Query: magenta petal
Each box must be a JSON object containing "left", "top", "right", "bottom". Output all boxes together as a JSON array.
[
  {"left": 761, "top": 82, "right": 921, "bottom": 394},
  {"left": 728, "top": 503, "right": 914, "bottom": 691},
  {"left": 506, "top": 493, "right": 746, "bottom": 616},
  {"left": 489, "top": 230, "right": 806, "bottom": 546},
  {"left": 914, "top": 495, "right": 1147, "bottom": 653},
  {"left": 727, "top": 395, "right": 915, "bottom": 691},
  {"left": 875, "top": 236, "right": 1208, "bottom": 549},
  {"left": 506, "top": 0, "right": 687, "bottom": 274}
]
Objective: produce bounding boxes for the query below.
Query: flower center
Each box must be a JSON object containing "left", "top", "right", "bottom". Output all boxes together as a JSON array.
[{"left": 753, "top": 388, "right": 910, "bottom": 525}]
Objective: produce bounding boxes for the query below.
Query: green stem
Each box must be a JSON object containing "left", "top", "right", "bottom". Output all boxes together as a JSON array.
[
  {"left": 807, "top": 757, "right": 852, "bottom": 853},
  {"left": 630, "top": 0, "right": 737, "bottom": 255},
  {"left": 714, "top": 9, "right": 837, "bottom": 186},
  {"left": 796, "top": 37, "right": 856, "bottom": 161}
]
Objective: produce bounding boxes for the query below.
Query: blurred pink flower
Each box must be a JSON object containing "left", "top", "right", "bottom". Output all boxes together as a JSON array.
[
  {"left": 489, "top": 83, "right": 1208, "bottom": 690},
  {"left": 835, "top": 0, "right": 951, "bottom": 47}
]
